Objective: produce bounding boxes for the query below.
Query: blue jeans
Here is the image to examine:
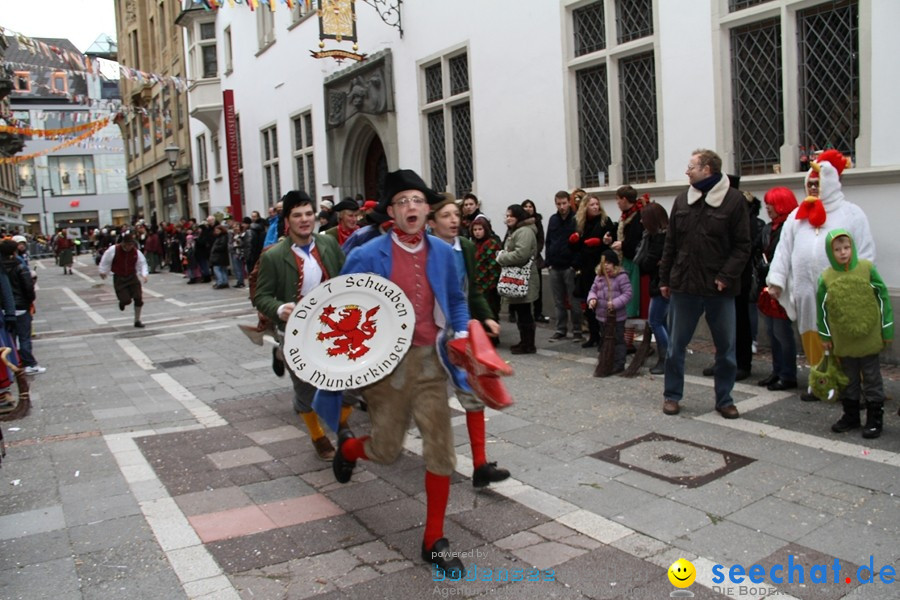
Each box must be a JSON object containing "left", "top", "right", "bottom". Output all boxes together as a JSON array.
[
  {"left": 230, "top": 254, "right": 245, "bottom": 285},
  {"left": 664, "top": 292, "right": 736, "bottom": 408},
  {"left": 15, "top": 312, "right": 36, "bottom": 367},
  {"left": 648, "top": 296, "right": 669, "bottom": 354},
  {"left": 548, "top": 266, "right": 581, "bottom": 335},
  {"left": 213, "top": 265, "right": 229, "bottom": 287},
  {"left": 765, "top": 315, "right": 797, "bottom": 383}
]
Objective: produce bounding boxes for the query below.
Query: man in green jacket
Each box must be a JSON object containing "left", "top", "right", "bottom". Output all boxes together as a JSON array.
[
  {"left": 427, "top": 194, "right": 509, "bottom": 488},
  {"left": 254, "top": 190, "right": 353, "bottom": 460}
]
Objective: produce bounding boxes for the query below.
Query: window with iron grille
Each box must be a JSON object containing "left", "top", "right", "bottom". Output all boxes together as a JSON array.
[
  {"left": 571, "top": 1, "right": 658, "bottom": 187},
  {"left": 731, "top": 19, "right": 783, "bottom": 175},
  {"left": 616, "top": 0, "right": 653, "bottom": 44},
  {"left": 292, "top": 111, "right": 316, "bottom": 196},
  {"left": 452, "top": 104, "right": 473, "bottom": 196},
  {"left": 421, "top": 50, "right": 473, "bottom": 195},
  {"left": 261, "top": 125, "right": 280, "bottom": 206},
  {"left": 729, "top": 0, "right": 774, "bottom": 12},
  {"left": 425, "top": 64, "right": 442, "bottom": 104},
  {"left": 724, "top": 0, "right": 858, "bottom": 174},
  {"left": 576, "top": 66, "right": 611, "bottom": 188},
  {"left": 427, "top": 111, "right": 447, "bottom": 193},
  {"left": 574, "top": 1, "right": 605, "bottom": 57},
  {"left": 619, "top": 52, "right": 657, "bottom": 183},
  {"left": 449, "top": 54, "right": 469, "bottom": 96},
  {"left": 798, "top": 0, "right": 858, "bottom": 157}
]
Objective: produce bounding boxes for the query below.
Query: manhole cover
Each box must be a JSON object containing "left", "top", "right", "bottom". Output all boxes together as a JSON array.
[
  {"left": 155, "top": 358, "right": 198, "bottom": 369},
  {"left": 591, "top": 432, "right": 754, "bottom": 488}
]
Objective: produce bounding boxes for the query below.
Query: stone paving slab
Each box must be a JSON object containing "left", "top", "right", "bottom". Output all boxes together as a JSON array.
[{"left": 1, "top": 263, "right": 897, "bottom": 599}]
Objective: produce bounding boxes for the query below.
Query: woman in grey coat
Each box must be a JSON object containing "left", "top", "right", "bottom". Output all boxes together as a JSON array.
[{"left": 497, "top": 204, "right": 539, "bottom": 354}]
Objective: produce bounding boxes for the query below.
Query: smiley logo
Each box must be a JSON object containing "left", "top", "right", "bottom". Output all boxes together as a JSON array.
[{"left": 668, "top": 558, "right": 696, "bottom": 588}]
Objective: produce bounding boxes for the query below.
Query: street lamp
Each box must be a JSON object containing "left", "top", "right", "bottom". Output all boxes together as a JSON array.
[
  {"left": 40, "top": 187, "right": 54, "bottom": 236},
  {"left": 164, "top": 145, "right": 180, "bottom": 169}
]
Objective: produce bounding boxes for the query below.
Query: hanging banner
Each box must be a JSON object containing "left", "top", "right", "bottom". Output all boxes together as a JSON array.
[{"left": 223, "top": 89, "right": 243, "bottom": 221}]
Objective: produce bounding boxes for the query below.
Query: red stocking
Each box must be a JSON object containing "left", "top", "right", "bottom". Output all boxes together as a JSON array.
[
  {"left": 465, "top": 411, "right": 487, "bottom": 469},
  {"left": 423, "top": 471, "right": 450, "bottom": 549}
]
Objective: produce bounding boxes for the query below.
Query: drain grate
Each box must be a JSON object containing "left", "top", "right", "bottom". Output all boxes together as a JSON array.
[
  {"left": 155, "top": 358, "right": 198, "bottom": 369},
  {"left": 658, "top": 453, "right": 684, "bottom": 464},
  {"left": 591, "top": 432, "right": 755, "bottom": 488}
]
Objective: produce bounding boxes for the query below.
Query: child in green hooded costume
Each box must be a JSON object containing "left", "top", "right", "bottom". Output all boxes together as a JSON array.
[{"left": 816, "top": 229, "right": 893, "bottom": 438}]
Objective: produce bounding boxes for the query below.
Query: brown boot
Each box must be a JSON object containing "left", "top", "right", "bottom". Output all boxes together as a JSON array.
[{"left": 312, "top": 436, "right": 336, "bottom": 461}]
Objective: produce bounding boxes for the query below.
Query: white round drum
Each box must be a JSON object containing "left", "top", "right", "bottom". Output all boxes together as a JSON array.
[{"left": 283, "top": 274, "right": 415, "bottom": 391}]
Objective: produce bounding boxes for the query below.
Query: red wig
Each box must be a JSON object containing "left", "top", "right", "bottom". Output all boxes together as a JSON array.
[{"left": 764, "top": 186, "right": 799, "bottom": 217}]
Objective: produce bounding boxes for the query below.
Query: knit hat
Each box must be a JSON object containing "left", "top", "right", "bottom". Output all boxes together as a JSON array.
[
  {"left": 379, "top": 169, "right": 443, "bottom": 210},
  {"left": 602, "top": 249, "right": 619, "bottom": 266},
  {"left": 281, "top": 190, "right": 314, "bottom": 216},
  {"left": 320, "top": 199, "right": 334, "bottom": 211},
  {"left": 362, "top": 200, "right": 378, "bottom": 211}
]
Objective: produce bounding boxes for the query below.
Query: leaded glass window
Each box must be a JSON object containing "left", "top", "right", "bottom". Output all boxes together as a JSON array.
[
  {"left": 422, "top": 50, "right": 473, "bottom": 195},
  {"left": 452, "top": 104, "right": 473, "bottom": 195},
  {"left": 616, "top": 0, "right": 653, "bottom": 44},
  {"left": 449, "top": 54, "right": 469, "bottom": 96},
  {"left": 731, "top": 19, "right": 783, "bottom": 175},
  {"left": 798, "top": 0, "right": 859, "bottom": 157},
  {"left": 574, "top": 1, "right": 605, "bottom": 57},
  {"left": 427, "top": 111, "right": 447, "bottom": 193},
  {"left": 619, "top": 52, "right": 657, "bottom": 183},
  {"left": 576, "top": 65, "right": 610, "bottom": 189},
  {"left": 425, "top": 64, "right": 442, "bottom": 103}
]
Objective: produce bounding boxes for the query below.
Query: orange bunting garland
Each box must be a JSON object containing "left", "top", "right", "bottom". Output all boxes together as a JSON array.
[{"left": 0, "top": 118, "right": 110, "bottom": 139}]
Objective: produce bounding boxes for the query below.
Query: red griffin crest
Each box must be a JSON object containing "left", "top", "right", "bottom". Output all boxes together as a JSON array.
[{"left": 316, "top": 304, "right": 381, "bottom": 360}]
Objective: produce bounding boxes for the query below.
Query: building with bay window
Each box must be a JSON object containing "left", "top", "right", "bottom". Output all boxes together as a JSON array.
[
  {"left": 114, "top": 0, "right": 194, "bottom": 223},
  {"left": 174, "top": 0, "right": 898, "bottom": 317},
  {"left": 3, "top": 35, "right": 131, "bottom": 237}
]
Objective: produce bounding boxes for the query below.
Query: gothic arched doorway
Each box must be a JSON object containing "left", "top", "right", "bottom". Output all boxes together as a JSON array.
[{"left": 363, "top": 136, "right": 387, "bottom": 203}]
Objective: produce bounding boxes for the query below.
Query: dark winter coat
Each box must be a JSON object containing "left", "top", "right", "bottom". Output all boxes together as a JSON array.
[
  {"left": 573, "top": 214, "right": 616, "bottom": 298},
  {"left": 0, "top": 257, "right": 35, "bottom": 310},
  {"left": 659, "top": 176, "right": 750, "bottom": 297},
  {"left": 545, "top": 210, "right": 578, "bottom": 269},
  {"left": 636, "top": 230, "right": 666, "bottom": 297},
  {"left": 209, "top": 234, "right": 230, "bottom": 267}
]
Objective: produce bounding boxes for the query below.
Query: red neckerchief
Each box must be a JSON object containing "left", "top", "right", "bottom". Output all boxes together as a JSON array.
[
  {"left": 620, "top": 195, "right": 647, "bottom": 222},
  {"left": 395, "top": 230, "right": 423, "bottom": 246},
  {"left": 795, "top": 196, "right": 826, "bottom": 228},
  {"left": 769, "top": 211, "right": 789, "bottom": 231},
  {"left": 336, "top": 223, "right": 357, "bottom": 245},
  {"left": 291, "top": 242, "right": 328, "bottom": 301}
]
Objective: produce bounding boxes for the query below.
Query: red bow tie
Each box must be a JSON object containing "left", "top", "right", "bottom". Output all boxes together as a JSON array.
[{"left": 795, "top": 196, "right": 826, "bottom": 228}]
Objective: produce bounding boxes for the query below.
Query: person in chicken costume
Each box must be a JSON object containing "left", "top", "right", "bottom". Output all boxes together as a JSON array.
[{"left": 766, "top": 150, "right": 875, "bottom": 400}]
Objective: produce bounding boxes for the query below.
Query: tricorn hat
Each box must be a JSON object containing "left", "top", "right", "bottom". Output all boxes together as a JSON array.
[
  {"left": 379, "top": 169, "right": 443, "bottom": 210},
  {"left": 332, "top": 198, "right": 359, "bottom": 213}
]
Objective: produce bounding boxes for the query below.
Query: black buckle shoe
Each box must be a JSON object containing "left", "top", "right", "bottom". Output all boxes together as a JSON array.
[
  {"left": 758, "top": 373, "right": 779, "bottom": 387},
  {"left": 422, "top": 538, "right": 464, "bottom": 576},
  {"left": 332, "top": 429, "right": 357, "bottom": 484},
  {"left": 272, "top": 347, "right": 285, "bottom": 377},
  {"left": 472, "top": 462, "right": 510, "bottom": 488}
]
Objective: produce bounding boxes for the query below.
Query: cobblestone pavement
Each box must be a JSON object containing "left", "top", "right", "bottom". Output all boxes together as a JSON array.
[{"left": 0, "top": 257, "right": 897, "bottom": 600}]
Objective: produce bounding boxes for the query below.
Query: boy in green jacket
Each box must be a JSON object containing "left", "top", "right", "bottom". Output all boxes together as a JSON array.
[{"left": 817, "top": 229, "right": 893, "bottom": 439}]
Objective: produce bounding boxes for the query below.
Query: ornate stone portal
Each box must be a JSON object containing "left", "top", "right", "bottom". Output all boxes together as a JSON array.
[{"left": 324, "top": 50, "right": 397, "bottom": 199}]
